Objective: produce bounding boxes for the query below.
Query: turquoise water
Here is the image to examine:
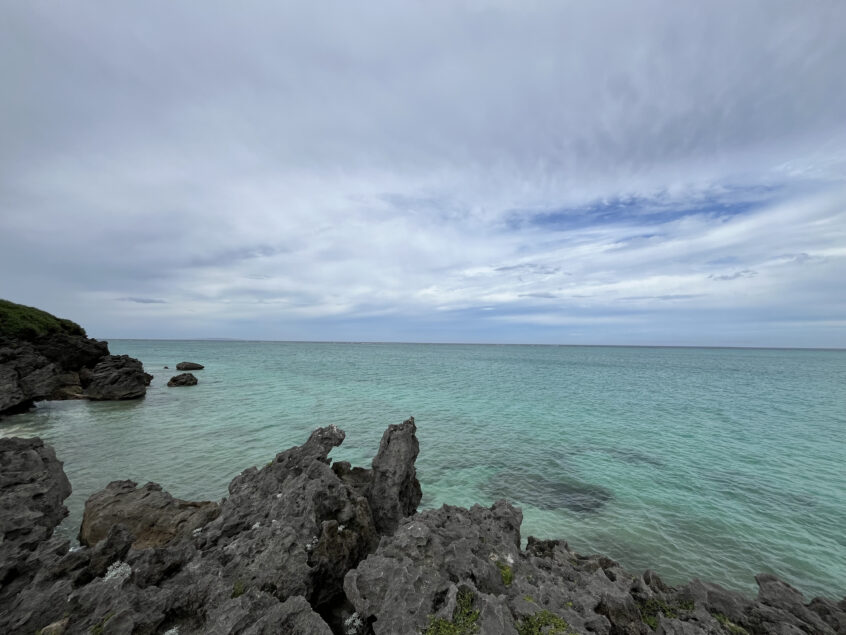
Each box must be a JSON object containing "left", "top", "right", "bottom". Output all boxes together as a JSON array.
[{"left": 3, "top": 341, "right": 845, "bottom": 600}]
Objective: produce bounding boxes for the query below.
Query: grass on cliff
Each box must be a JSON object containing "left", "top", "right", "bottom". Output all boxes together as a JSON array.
[
  {"left": 0, "top": 299, "right": 86, "bottom": 341},
  {"left": 423, "top": 588, "right": 480, "bottom": 635}
]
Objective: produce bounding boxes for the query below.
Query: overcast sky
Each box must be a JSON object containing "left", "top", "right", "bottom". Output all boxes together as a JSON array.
[{"left": 2, "top": 2, "right": 845, "bottom": 346}]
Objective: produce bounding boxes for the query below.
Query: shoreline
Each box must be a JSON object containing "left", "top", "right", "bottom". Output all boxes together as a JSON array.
[{"left": 1, "top": 420, "right": 843, "bottom": 634}]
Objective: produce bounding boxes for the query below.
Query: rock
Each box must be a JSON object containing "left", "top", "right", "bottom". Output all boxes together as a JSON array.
[
  {"left": 0, "top": 437, "right": 71, "bottom": 605},
  {"left": 168, "top": 372, "right": 198, "bottom": 387},
  {"left": 79, "top": 480, "right": 221, "bottom": 549},
  {"left": 2, "top": 423, "right": 844, "bottom": 635},
  {"left": 176, "top": 361, "right": 204, "bottom": 370},
  {"left": 368, "top": 416, "right": 422, "bottom": 535},
  {"left": 0, "top": 301, "right": 149, "bottom": 415},
  {"left": 84, "top": 354, "right": 148, "bottom": 400},
  {"left": 32, "top": 332, "right": 108, "bottom": 371},
  {"left": 144, "top": 372, "right": 154, "bottom": 385}
]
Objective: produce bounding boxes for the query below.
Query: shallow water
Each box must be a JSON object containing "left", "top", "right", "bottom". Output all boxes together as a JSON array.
[{"left": 3, "top": 341, "right": 845, "bottom": 599}]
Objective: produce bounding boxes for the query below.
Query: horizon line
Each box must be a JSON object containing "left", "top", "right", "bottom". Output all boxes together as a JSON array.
[{"left": 99, "top": 338, "right": 846, "bottom": 352}]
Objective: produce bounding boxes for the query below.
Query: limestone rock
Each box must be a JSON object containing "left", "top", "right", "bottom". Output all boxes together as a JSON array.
[
  {"left": 176, "top": 361, "right": 204, "bottom": 370},
  {"left": 167, "top": 372, "right": 198, "bottom": 387},
  {"left": 84, "top": 354, "right": 148, "bottom": 400},
  {"left": 368, "top": 416, "right": 422, "bottom": 535},
  {"left": 79, "top": 480, "right": 220, "bottom": 549}
]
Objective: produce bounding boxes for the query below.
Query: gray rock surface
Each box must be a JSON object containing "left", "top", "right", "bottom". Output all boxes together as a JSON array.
[
  {"left": 78, "top": 480, "right": 220, "bottom": 549},
  {"left": 0, "top": 326, "right": 148, "bottom": 416},
  {"left": 84, "top": 355, "right": 149, "bottom": 400},
  {"left": 176, "top": 361, "right": 205, "bottom": 370},
  {"left": 368, "top": 416, "right": 422, "bottom": 535},
  {"left": 167, "top": 372, "right": 198, "bottom": 387},
  {"left": 0, "top": 437, "right": 72, "bottom": 599},
  {"left": 1, "top": 423, "right": 843, "bottom": 635}
]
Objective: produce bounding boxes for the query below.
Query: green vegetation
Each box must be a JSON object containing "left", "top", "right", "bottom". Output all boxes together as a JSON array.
[
  {"left": 638, "top": 596, "right": 695, "bottom": 630},
  {"left": 232, "top": 579, "right": 246, "bottom": 598},
  {"left": 0, "top": 299, "right": 85, "bottom": 341},
  {"left": 523, "top": 595, "right": 536, "bottom": 604},
  {"left": 90, "top": 611, "right": 115, "bottom": 635},
  {"left": 516, "top": 610, "right": 575, "bottom": 635},
  {"left": 496, "top": 561, "right": 513, "bottom": 586},
  {"left": 713, "top": 613, "right": 750, "bottom": 635},
  {"left": 423, "top": 588, "right": 480, "bottom": 635}
]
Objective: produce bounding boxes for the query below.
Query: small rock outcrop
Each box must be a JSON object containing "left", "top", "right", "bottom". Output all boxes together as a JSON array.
[
  {"left": 176, "top": 361, "right": 204, "bottom": 370},
  {"left": 0, "top": 299, "right": 150, "bottom": 416},
  {"left": 84, "top": 355, "right": 149, "bottom": 400},
  {"left": 167, "top": 372, "right": 198, "bottom": 387},
  {"left": 79, "top": 480, "right": 220, "bottom": 549},
  {"left": 368, "top": 416, "right": 422, "bottom": 535},
  {"left": 1, "top": 422, "right": 844, "bottom": 635}
]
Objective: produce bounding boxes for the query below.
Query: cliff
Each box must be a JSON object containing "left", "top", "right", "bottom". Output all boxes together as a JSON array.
[{"left": 0, "top": 299, "right": 151, "bottom": 417}]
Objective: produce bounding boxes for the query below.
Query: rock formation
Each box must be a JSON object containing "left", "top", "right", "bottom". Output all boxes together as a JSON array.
[
  {"left": 78, "top": 481, "right": 220, "bottom": 549},
  {"left": 1, "top": 419, "right": 843, "bottom": 635},
  {"left": 167, "top": 373, "right": 198, "bottom": 387},
  {"left": 0, "top": 299, "right": 150, "bottom": 416},
  {"left": 176, "top": 361, "right": 204, "bottom": 370}
]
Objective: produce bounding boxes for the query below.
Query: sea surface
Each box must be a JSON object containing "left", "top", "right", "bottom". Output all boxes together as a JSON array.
[{"left": 3, "top": 341, "right": 845, "bottom": 599}]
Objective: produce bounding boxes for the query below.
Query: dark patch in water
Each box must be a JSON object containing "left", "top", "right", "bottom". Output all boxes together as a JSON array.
[{"left": 485, "top": 469, "right": 612, "bottom": 513}]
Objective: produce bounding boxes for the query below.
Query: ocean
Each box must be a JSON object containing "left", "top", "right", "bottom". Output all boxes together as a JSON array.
[{"left": 2, "top": 341, "right": 844, "bottom": 600}]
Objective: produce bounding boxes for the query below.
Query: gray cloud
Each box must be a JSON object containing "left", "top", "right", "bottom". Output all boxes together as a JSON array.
[
  {"left": 709, "top": 270, "right": 758, "bottom": 281},
  {"left": 0, "top": 2, "right": 844, "bottom": 346},
  {"left": 118, "top": 297, "right": 167, "bottom": 304}
]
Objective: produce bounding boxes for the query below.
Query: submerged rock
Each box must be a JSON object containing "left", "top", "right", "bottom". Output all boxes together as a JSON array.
[
  {"left": 167, "top": 372, "right": 198, "bottom": 387},
  {"left": 176, "top": 361, "right": 204, "bottom": 370}
]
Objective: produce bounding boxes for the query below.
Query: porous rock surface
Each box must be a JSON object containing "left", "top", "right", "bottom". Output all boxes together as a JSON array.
[
  {"left": 84, "top": 355, "right": 149, "bottom": 401},
  {"left": 1, "top": 418, "right": 844, "bottom": 635},
  {"left": 0, "top": 333, "right": 148, "bottom": 416},
  {"left": 78, "top": 481, "right": 220, "bottom": 549},
  {"left": 167, "top": 372, "right": 198, "bottom": 387}
]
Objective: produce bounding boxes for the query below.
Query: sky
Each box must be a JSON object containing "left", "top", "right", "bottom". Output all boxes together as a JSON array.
[{"left": 2, "top": 2, "right": 845, "bottom": 347}]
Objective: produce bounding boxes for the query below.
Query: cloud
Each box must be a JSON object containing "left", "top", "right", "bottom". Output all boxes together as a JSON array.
[
  {"left": 117, "top": 297, "right": 168, "bottom": 304},
  {"left": 0, "top": 2, "right": 844, "bottom": 346}
]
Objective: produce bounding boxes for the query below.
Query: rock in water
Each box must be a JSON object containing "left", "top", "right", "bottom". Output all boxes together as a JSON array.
[
  {"left": 167, "top": 372, "right": 198, "bottom": 387},
  {"left": 368, "top": 416, "right": 422, "bottom": 535},
  {"left": 176, "top": 361, "right": 204, "bottom": 370},
  {"left": 84, "top": 354, "right": 149, "bottom": 400},
  {"left": 0, "top": 299, "right": 150, "bottom": 415}
]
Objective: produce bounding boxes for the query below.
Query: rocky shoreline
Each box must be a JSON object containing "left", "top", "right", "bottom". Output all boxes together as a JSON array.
[
  {"left": 0, "top": 300, "right": 152, "bottom": 417},
  {"left": 1, "top": 419, "right": 843, "bottom": 634}
]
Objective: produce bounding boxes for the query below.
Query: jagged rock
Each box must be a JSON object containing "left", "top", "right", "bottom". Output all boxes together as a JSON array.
[
  {"left": 144, "top": 372, "right": 154, "bottom": 385},
  {"left": 345, "top": 500, "right": 524, "bottom": 634},
  {"left": 368, "top": 416, "right": 422, "bottom": 535},
  {"left": 0, "top": 437, "right": 72, "bottom": 609},
  {"left": 167, "top": 372, "right": 198, "bottom": 387},
  {"left": 0, "top": 301, "right": 149, "bottom": 415},
  {"left": 79, "top": 480, "right": 220, "bottom": 549},
  {"left": 176, "top": 361, "right": 204, "bottom": 370},
  {"left": 84, "top": 355, "right": 148, "bottom": 400},
  {"left": 32, "top": 333, "right": 108, "bottom": 371},
  {"left": 2, "top": 425, "right": 844, "bottom": 635}
]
